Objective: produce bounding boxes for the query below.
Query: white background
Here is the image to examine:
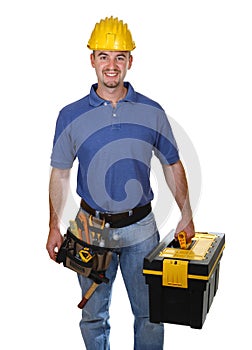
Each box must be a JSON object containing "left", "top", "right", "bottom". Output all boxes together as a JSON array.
[{"left": 1, "top": 0, "right": 251, "bottom": 349}]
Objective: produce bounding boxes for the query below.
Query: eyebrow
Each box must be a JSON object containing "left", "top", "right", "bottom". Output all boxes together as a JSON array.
[{"left": 97, "top": 52, "right": 127, "bottom": 58}]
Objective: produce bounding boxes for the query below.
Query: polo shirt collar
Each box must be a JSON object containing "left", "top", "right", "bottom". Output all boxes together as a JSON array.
[{"left": 89, "top": 82, "right": 137, "bottom": 106}]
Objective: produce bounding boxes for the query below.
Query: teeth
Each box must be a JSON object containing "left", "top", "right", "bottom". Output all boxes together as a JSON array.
[{"left": 104, "top": 71, "right": 118, "bottom": 77}]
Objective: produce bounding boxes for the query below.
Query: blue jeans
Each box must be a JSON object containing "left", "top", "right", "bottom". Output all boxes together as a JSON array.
[{"left": 78, "top": 212, "right": 164, "bottom": 349}]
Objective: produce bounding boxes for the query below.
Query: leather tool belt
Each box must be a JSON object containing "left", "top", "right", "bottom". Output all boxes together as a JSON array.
[
  {"left": 56, "top": 229, "right": 112, "bottom": 280},
  {"left": 80, "top": 199, "right": 152, "bottom": 228},
  {"left": 56, "top": 219, "right": 116, "bottom": 309}
]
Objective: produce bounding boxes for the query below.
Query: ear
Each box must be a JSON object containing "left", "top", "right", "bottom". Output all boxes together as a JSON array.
[
  {"left": 128, "top": 55, "right": 133, "bottom": 70},
  {"left": 90, "top": 53, "right": 95, "bottom": 68}
]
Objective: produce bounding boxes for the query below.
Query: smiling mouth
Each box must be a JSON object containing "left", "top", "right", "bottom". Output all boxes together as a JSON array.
[{"left": 104, "top": 70, "right": 120, "bottom": 77}]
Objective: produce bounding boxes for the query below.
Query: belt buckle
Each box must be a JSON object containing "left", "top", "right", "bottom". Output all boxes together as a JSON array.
[
  {"left": 101, "top": 209, "right": 134, "bottom": 228},
  {"left": 95, "top": 210, "right": 101, "bottom": 219}
]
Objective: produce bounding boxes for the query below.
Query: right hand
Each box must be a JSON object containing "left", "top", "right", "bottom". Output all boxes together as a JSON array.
[
  {"left": 46, "top": 228, "right": 63, "bottom": 261},
  {"left": 174, "top": 218, "right": 195, "bottom": 243}
]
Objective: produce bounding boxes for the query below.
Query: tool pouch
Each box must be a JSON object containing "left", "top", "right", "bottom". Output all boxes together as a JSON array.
[
  {"left": 56, "top": 229, "right": 112, "bottom": 278},
  {"left": 72, "top": 209, "right": 110, "bottom": 247}
]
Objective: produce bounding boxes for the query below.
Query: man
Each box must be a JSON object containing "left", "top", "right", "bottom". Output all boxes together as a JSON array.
[{"left": 46, "top": 16, "right": 195, "bottom": 349}]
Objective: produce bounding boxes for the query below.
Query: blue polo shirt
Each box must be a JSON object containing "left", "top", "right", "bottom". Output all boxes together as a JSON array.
[{"left": 51, "top": 82, "right": 179, "bottom": 213}]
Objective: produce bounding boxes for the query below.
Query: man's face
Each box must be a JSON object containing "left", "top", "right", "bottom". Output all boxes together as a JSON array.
[{"left": 90, "top": 51, "right": 133, "bottom": 89}]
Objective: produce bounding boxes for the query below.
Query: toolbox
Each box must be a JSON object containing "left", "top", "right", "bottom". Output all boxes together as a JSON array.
[{"left": 143, "top": 231, "right": 225, "bottom": 329}]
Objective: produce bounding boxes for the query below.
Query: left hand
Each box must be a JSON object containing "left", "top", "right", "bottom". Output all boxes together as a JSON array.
[
  {"left": 46, "top": 228, "right": 64, "bottom": 261},
  {"left": 175, "top": 218, "right": 195, "bottom": 243}
]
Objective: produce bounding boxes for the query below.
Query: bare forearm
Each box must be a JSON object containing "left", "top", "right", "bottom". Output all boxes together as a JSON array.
[
  {"left": 49, "top": 168, "right": 71, "bottom": 229},
  {"left": 163, "top": 161, "right": 191, "bottom": 217},
  {"left": 162, "top": 160, "right": 195, "bottom": 240},
  {"left": 47, "top": 168, "right": 70, "bottom": 260}
]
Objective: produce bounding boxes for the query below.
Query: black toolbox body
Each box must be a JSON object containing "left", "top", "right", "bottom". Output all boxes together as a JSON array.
[{"left": 143, "top": 231, "right": 225, "bottom": 329}]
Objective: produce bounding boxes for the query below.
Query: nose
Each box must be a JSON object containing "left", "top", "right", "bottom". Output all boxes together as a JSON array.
[{"left": 107, "top": 58, "right": 118, "bottom": 70}]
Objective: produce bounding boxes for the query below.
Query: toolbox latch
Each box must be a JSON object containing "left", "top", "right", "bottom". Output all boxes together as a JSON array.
[{"left": 162, "top": 259, "right": 188, "bottom": 288}]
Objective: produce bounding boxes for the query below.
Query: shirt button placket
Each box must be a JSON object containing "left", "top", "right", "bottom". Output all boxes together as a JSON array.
[{"left": 111, "top": 109, "right": 120, "bottom": 129}]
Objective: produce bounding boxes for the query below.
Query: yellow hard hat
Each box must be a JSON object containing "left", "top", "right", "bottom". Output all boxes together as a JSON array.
[{"left": 87, "top": 16, "right": 136, "bottom": 51}]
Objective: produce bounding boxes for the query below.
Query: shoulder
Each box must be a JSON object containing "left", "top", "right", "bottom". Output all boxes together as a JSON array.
[
  {"left": 134, "top": 92, "right": 164, "bottom": 112},
  {"left": 126, "top": 82, "right": 164, "bottom": 112},
  {"left": 58, "top": 95, "right": 92, "bottom": 123},
  {"left": 52, "top": 94, "right": 94, "bottom": 143}
]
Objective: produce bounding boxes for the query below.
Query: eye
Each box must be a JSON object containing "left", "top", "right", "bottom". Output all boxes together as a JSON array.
[
  {"left": 99, "top": 55, "right": 108, "bottom": 61},
  {"left": 116, "top": 56, "right": 126, "bottom": 62}
]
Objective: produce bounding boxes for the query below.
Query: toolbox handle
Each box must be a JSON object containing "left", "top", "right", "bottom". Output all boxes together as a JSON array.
[
  {"left": 168, "top": 232, "right": 194, "bottom": 250},
  {"left": 178, "top": 231, "right": 187, "bottom": 249}
]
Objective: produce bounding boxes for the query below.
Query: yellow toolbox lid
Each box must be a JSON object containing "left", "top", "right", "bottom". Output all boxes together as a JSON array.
[
  {"left": 159, "top": 232, "right": 217, "bottom": 261},
  {"left": 143, "top": 231, "right": 225, "bottom": 288}
]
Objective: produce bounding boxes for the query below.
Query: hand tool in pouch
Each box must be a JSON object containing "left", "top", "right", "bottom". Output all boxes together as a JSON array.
[
  {"left": 56, "top": 224, "right": 113, "bottom": 309},
  {"left": 77, "top": 250, "right": 113, "bottom": 308}
]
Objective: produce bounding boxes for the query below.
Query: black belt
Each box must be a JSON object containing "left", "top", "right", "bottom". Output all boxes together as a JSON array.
[{"left": 80, "top": 199, "right": 152, "bottom": 228}]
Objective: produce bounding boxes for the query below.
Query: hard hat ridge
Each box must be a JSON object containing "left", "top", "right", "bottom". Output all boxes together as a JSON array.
[{"left": 87, "top": 16, "right": 136, "bottom": 51}]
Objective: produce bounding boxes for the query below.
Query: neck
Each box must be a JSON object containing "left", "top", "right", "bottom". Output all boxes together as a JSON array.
[{"left": 96, "top": 84, "right": 127, "bottom": 107}]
